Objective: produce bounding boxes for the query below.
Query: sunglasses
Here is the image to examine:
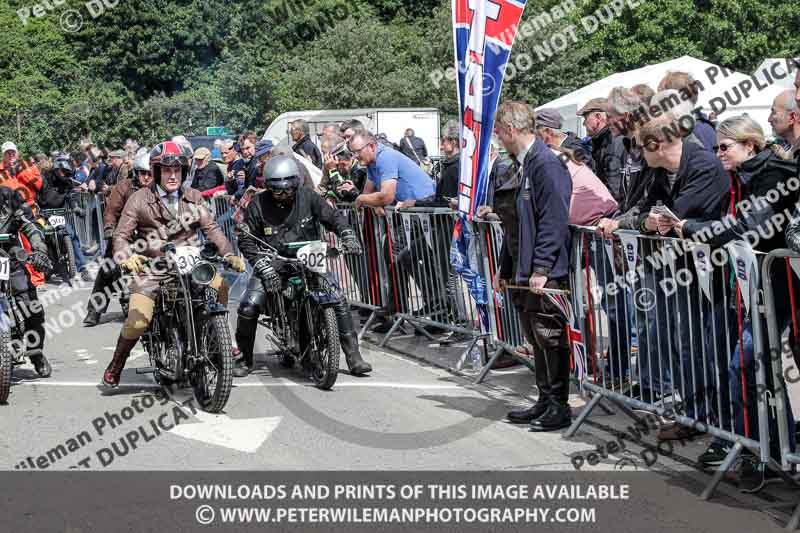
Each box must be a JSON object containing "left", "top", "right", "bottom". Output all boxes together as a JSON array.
[{"left": 714, "top": 141, "right": 739, "bottom": 153}]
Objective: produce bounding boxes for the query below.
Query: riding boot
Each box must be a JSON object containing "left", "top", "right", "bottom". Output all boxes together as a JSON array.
[
  {"left": 334, "top": 300, "right": 371, "bottom": 375},
  {"left": 234, "top": 314, "right": 258, "bottom": 378},
  {"left": 341, "top": 331, "right": 372, "bottom": 375},
  {"left": 103, "top": 335, "right": 138, "bottom": 387}
]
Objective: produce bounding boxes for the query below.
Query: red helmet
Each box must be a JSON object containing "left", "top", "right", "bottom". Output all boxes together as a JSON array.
[{"left": 149, "top": 141, "right": 192, "bottom": 184}]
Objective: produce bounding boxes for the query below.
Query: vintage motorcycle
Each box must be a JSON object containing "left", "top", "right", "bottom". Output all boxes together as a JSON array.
[
  {"left": 36, "top": 208, "right": 77, "bottom": 283},
  {"left": 238, "top": 226, "right": 341, "bottom": 390},
  {"left": 134, "top": 241, "right": 234, "bottom": 413},
  {"left": 0, "top": 234, "right": 48, "bottom": 404}
]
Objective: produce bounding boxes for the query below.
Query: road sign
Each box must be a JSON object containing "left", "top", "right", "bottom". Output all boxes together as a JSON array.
[{"left": 206, "top": 127, "right": 228, "bottom": 136}]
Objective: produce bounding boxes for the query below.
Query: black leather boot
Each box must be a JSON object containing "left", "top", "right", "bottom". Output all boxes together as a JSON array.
[
  {"left": 529, "top": 401, "right": 572, "bottom": 432},
  {"left": 507, "top": 399, "right": 548, "bottom": 424},
  {"left": 103, "top": 335, "right": 138, "bottom": 387},
  {"left": 341, "top": 332, "right": 372, "bottom": 375},
  {"left": 234, "top": 314, "right": 258, "bottom": 378}
]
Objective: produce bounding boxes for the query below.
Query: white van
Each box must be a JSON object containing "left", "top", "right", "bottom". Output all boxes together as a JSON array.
[{"left": 262, "top": 108, "right": 442, "bottom": 158}]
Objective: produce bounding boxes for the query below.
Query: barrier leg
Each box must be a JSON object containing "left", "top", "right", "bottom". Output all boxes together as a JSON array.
[
  {"left": 564, "top": 392, "right": 605, "bottom": 438},
  {"left": 475, "top": 344, "right": 503, "bottom": 384},
  {"left": 700, "top": 441, "right": 744, "bottom": 500},
  {"left": 358, "top": 310, "right": 378, "bottom": 341},
  {"left": 408, "top": 320, "right": 437, "bottom": 341},
  {"left": 787, "top": 500, "right": 800, "bottom": 530},
  {"left": 378, "top": 316, "right": 405, "bottom": 348}
]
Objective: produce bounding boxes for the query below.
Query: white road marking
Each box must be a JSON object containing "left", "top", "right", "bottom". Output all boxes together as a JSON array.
[{"left": 11, "top": 380, "right": 464, "bottom": 390}]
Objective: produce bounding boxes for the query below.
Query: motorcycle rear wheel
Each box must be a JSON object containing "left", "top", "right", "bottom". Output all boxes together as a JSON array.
[
  {"left": 309, "top": 307, "right": 340, "bottom": 391},
  {"left": 193, "top": 315, "right": 233, "bottom": 413},
  {"left": 0, "top": 331, "right": 11, "bottom": 404}
]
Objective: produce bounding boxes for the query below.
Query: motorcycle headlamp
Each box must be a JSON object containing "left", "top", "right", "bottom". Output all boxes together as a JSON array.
[{"left": 190, "top": 260, "right": 217, "bottom": 286}]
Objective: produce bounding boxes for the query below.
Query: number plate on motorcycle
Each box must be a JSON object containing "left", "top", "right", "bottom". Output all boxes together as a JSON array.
[
  {"left": 48, "top": 216, "right": 66, "bottom": 228},
  {"left": 0, "top": 257, "right": 10, "bottom": 281},
  {"left": 297, "top": 241, "right": 327, "bottom": 274},
  {"left": 174, "top": 246, "right": 201, "bottom": 275}
]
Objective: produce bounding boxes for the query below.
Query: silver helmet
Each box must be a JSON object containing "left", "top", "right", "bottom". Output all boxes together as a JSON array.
[
  {"left": 263, "top": 155, "right": 301, "bottom": 191},
  {"left": 133, "top": 150, "right": 150, "bottom": 173}
]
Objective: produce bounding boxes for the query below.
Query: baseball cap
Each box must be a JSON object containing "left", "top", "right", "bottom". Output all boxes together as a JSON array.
[
  {"left": 577, "top": 98, "right": 608, "bottom": 116},
  {"left": 2, "top": 141, "right": 18, "bottom": 154},
  {"left": 535, "top": 108, "right": 564, "bottom": 129},
  {"left": 108, "top": 149, "right": 126, "bottom": 158},
  {"left": 194, "top": 147, "right": 211, "bottom": 161},
  {"left": 254, "top": 140, "right": 274, "bottom": 159}
]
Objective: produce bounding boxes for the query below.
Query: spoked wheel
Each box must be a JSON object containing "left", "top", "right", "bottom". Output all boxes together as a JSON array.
[
  {"left": 62, "top": 234, "right": 77, "bottom": 280},
  {"left": 192, "top": 315, "right": 233, "bottom": 413},
  {"left": 309, "top": 307, "right": 340, "bottom": 390},
  {"left": 0, "top": 331, "right": 12, "bottom": 404}
]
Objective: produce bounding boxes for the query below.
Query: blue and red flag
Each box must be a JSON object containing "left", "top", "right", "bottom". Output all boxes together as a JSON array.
[{"left": 450, "top": 0, "right": 527, "bottom": 331}]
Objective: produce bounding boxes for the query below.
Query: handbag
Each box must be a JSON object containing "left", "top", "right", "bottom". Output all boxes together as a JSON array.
[{"left": 403, "top": 137, "right": 432, "bottom": 175}]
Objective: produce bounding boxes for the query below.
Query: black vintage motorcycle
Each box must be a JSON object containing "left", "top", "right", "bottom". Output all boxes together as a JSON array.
[
  {"left": 36, "top": 208, "right": 77, "bottom": 283},
  {"left": 134, "top": 241, "right": 234, "bottom": 413},
  {"left": 0, "top": 234, "right": 48, "bottom": 404},
  {"left": 238, "top": 226, "right": 341, "bottom": 390}
]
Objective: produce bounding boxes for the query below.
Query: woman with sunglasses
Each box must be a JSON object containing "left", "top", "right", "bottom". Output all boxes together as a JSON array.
[{"left": 665, "top": 114, "right": 798, "bottom": 490}]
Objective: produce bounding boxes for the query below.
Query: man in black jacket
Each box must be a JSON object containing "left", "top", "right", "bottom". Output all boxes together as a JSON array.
[
  {"left": 233, "top": 155, "right": 371, "bottom": 377},
  {"left": 399, "top": 128, "right": 428, "bottom": 164},
  {"left": 632, "top": 112, "right": 729, "bottom": 432},
  {"left": 0, "top": 187, "right": 53, "bottom": 376},
  {"left": 290, "top": 119, "right": 323, "bottom": 169},
  {"left": 577, "top": 97, "right": 623, "bottom": 201},
  {"left": 190, "top": 147, "right": 225, "bottom": 193},
  {"left": 38, "top": 156, "right": 91, "bottom": 282}
]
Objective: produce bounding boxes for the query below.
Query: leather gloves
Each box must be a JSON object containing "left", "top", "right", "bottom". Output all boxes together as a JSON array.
[
  {"left": 340, "top": 229, "right": 362, "bottom": 255},
  {"left": 224, "top": 254, "right": 246, "bottom": 273},
  {"left": 120, "top": 254, "right": 148, "bottom": 274},
  {"left": 30, "top": 250, "right": 52, "bottom": 273},
  {"left": 254, "top": 257, "right": 281, "bottom": 292}
]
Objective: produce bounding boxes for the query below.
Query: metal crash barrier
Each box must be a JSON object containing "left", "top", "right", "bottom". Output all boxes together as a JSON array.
[
  {"left": 760, "top": 250, "right": 800, "bottom": 529},
  {"left": 564, "top": 226, "right": 797, "bottom": 500},
  {"left": 64, "top": 192, "right": 105, "bottom": 256}
]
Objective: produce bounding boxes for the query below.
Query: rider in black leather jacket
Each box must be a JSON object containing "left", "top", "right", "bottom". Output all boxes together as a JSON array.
[{"left": 234, "top": 155, "right": 372, "bottom": 377}]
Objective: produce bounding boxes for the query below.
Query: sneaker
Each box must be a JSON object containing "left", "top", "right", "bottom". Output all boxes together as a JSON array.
[
  {"left": 698, "top": 440, "right": 731, "bottom": 467},
  {"left": 738, "top": 457, "right": 766, "bottom": 493}
]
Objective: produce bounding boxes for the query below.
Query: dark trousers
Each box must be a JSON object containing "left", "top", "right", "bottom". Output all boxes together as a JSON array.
[
  {"left": 515, "top": 280, "right": 571, "bottom": 407},
  {"left": 87, "top": 239, "right": 120, "bottom": 313}
]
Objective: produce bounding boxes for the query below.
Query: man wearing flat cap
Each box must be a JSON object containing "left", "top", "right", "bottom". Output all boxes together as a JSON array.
[
  {"left": 191, "top": 147, "right": 226, "bottom": 197},
  {"left": 104, "top": 149, "right": 130, "bottom": 189},
  {"left": 577, "top": 97, "right": 623, "bottom": 202},
  {"left": 534, "top": 108, "right": 592, "bottom": 167}
]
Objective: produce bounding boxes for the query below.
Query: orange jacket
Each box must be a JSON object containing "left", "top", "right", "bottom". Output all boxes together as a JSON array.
[{"left": 0, "top": 161, "right": 42, "bottom": 207}]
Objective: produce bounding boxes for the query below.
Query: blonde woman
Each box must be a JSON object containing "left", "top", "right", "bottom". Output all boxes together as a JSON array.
[{"left": 665, "top": 115, "right": 798, "bottom": 490}]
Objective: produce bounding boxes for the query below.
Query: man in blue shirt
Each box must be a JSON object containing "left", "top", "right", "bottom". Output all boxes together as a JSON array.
[
  {"left": 348, "top": 131, "right": 450, "bottom": 333},
  {"left": 349, "top": 131, "right": 434, "bottom": 210}
]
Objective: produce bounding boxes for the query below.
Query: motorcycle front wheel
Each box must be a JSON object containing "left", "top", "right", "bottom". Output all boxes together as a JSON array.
[
  {"left": 309, "top": 307, "right": 340, "bottom": 391},
  {"left": 192, "top": 315, "right": 233, "bottom": 413}
]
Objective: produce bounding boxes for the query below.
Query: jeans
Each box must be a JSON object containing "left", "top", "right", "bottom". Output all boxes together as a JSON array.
[
  {"left": 730, "top": 319, "right": 796, "bottom": 461},
  {"left": 66, "top": 223, "right": 87, "bottom": 273},
  {"left": 593, "top": 242, "right": 634, "bottom": 382}
]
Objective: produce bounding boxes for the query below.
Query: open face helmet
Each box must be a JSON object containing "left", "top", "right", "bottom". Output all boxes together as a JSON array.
[{"left": 149, "top": 141, "right": 192, "bottom": 185}]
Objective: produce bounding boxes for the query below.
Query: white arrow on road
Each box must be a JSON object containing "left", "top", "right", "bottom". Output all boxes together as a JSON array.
[{"left": 167, "top": 390, "right": 281, "bottom": 453}]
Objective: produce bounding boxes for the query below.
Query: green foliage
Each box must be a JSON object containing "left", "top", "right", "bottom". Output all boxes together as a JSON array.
[{"left": 1, "top": 0, "right": 798, "bottom": 153}]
